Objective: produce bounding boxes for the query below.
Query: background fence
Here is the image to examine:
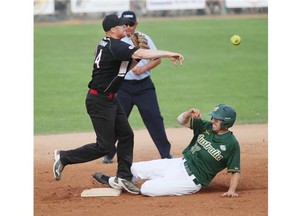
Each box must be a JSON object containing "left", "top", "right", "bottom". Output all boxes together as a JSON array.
[{"left": 34, "top": 0, "right": 268, "bottom": 22}]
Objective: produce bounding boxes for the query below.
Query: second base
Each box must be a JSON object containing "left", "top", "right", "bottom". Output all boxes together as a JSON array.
[{"left": 81, "top": 188, "right": 122, "bottom": 197}]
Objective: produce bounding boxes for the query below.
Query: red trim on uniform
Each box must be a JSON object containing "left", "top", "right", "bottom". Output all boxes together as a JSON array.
[
  {"left": 89, "top": 88, "right": 115, "bottom": 100},
  {"left": 107, "top": 93, "right": 115, "bottom": 100},
  {"left": 89, "top": 89, "right": 98, "bottom": 95}
]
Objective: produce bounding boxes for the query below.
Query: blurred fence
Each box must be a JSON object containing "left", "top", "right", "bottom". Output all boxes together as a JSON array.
[{"left": 34, "top": 0, "right": 268, "bottom": 22}]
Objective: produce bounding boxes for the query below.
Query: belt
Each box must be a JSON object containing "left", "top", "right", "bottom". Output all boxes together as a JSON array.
[
  {"left": 183, "top": 159, "right": 201, "bottom": 185},
  {"left": 124, "top": 76, "right": 150, "bottom": 84},
  {"left": 89, "top": 89, "right": 116, "bottom": 100}
]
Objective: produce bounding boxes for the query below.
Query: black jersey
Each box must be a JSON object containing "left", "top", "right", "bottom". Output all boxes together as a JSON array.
[{"left": 88, "top": 37, "right": 138, "bottom": 93}]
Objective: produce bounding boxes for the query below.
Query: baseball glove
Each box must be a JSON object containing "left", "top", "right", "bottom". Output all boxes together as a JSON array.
[{"left": 131, "top": 32, "right": 150, "bottom": 49}]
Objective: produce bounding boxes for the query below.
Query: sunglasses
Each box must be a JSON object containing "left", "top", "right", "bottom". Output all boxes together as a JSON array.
[{"left": 125, "top": 23, "right": 136, "bottom": 27}]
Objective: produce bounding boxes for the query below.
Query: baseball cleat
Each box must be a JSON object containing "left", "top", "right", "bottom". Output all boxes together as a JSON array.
[
  {"left": 53, "top": 150, "right": 64, "bottom": 180},
  {"left": 108, "top": 177, "right": 123, "bottom": 190},
  {"left": 92, "top": 173, "right": 110, "bottom": 185},
  {"left": 93, "top": 173, "right": 122, "bottom": 190},
  {"left": 116, "top": 177, "right": 141, "bottom": 195},
  {"left": 93, "top": 173, "right": 140, "bottom": 194}
]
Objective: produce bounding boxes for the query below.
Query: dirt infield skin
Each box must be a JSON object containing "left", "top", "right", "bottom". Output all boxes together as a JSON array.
[{"left": 34, "top": 124, "right": 268, "bottom": 216}]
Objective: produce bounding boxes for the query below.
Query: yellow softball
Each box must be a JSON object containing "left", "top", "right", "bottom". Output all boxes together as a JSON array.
[{"left": 231, "top": 35, "right": 241, "bottom": 46}]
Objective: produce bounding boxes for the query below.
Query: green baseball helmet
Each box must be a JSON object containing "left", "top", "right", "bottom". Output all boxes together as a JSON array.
[{"left": 209, "top": 104, "right": 236, "bottom": 129}]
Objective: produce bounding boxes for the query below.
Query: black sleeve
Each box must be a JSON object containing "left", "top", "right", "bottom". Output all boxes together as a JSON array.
[{"left": 111, "top": 39, "right": 138, "bottom": 61}]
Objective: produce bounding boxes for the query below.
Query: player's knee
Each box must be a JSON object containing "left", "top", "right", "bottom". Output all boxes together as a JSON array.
[
  {"left": 140, "top": 181, "right": 163, "bottom": 197},
  {"left": 140, "top": 182, "right": 155, "bottom": 196}
]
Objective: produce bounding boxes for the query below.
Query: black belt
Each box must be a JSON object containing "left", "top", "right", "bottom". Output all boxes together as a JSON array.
[
  {"left": 89, "top": 89, "right": 116, "bottom": 100},
  {"left": 124, "top": 76, "right": 150, "bottom": 84},
  {"left": 183, "top": 159, "right": 201, "bottom": 185}
]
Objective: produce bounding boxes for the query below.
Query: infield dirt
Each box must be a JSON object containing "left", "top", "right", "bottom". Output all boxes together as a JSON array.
[{"left": 34, "top": 124, "right": 267, "bottom": 216}]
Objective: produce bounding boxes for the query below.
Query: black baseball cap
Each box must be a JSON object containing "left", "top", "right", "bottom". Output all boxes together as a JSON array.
[
  {"left": 102, "top": 14, "right": 129, "bottom": 32},
  {"left": 121, "top": 11, "right": 137, "bottom": 24}
]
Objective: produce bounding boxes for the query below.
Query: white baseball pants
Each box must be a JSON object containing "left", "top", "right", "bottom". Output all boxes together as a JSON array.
[{"left": 131, "top": 157, "right": 202, "bottom": 196}]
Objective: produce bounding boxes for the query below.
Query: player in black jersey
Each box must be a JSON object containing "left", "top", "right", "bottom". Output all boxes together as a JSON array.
[{"left": 53, "top": 14, "right": 184, "bottom": 194}]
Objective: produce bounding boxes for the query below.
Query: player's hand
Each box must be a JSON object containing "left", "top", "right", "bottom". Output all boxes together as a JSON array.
[
  {"left": 188, "top": 108, "right": 202, "bottom": 119},
  {"left": 132, "top": 66, "right": 144, "bottom": 75},
  {"left": 221, "top": 191, "right": 239, "bottom": 197},
  {"left": 169, "top": 54, "right": 184, "bottom": 66}
]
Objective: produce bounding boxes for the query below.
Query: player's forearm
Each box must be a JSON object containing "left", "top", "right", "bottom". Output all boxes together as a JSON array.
[
  {"left": 228, "top": 172, "right": 241, "bottom": 193},
  {"left": 145, "top": 58, "right": 161, "bottom": 71},
  {"left": 129, "top": 59, "right": 139, "bottom": 70},
  {"left": 177, "top": 111, "right": 192, "bottom": 128},
  {"left": 177, "top": 108, "right": 202, "bottom": 128},
  {"left": 221, "top": 172, "right": 240, "bottom": 197},
  {"left": 132, "top": 49, "right": 180, "bottom": 60},
  {"left": 135, "top": 58, "right": 161, "bottom": 73}
]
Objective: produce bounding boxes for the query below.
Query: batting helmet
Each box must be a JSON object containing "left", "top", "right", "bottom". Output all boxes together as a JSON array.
[{"left": 209, "top": 104, "right": 236, "bottom": 129}]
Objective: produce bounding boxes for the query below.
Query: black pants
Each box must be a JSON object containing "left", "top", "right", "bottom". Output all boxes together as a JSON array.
[
  {"left": 60, "top": 91, "right": 134, "bottom": 180},
  {"left": 106, "top": 77, "right": 171, "bottom": 159}
]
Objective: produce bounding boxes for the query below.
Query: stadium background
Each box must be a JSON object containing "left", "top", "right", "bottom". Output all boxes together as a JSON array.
[{"left": 34, "top": 0, "right": 268, "bottom": 22}]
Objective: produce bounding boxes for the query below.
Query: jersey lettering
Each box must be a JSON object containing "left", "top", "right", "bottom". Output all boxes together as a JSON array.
[
  {"left": 99, "top": 40, "right": 108, "bottom": 47},
  {"left": 190, "top": 144, "right": 201, "bottom": 154},
  {"left": 197, "top": 134, "right": 223, "bottom": 161},
  {"left": 95, "top": 49, "right": 103, "bottom": 68}
]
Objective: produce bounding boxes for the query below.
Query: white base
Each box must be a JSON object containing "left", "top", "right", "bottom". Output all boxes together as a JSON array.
[{"left": 81, "top": 188, "right": 122, "bottom": 197}]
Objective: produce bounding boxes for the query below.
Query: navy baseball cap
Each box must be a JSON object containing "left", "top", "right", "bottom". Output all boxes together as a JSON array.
[
  {"left": 121, "top": 11, "right": 137, "bottom": 24},
  {"left": 102, "top": 14, "right": 129, "bottom": 32}
]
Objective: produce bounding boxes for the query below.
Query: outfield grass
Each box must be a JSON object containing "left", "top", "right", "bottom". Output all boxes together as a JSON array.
[{"left": 34, "top": 16, "right": 268, "bottom": 135}]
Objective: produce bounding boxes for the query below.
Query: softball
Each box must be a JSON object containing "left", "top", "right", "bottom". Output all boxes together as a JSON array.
[{"left": 231, "top": 35, "right": 241, "bottom": 46}]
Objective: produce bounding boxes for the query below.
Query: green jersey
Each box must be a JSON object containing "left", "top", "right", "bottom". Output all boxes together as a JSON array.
[{"left": 182, "top": 118, "right": 240, "bottom": 186}]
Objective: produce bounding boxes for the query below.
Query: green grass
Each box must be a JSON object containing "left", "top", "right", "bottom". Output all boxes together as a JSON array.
[{"left": 34, "top": 17, "right": 268, "bottom": 134}]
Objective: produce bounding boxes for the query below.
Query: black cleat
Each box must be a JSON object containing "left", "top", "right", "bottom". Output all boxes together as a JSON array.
[
  {"left": 53, "top": 150, "right": 64, "bottom": 180},
  {"left": 92, "top": 173, "right": 110, "bottom": 185}
]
